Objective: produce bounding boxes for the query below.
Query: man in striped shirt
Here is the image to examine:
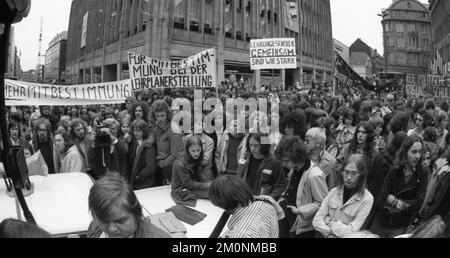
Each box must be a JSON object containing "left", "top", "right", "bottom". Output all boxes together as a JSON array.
[{"left": 209, "top": 175, "right": 285, "bottom": 238}]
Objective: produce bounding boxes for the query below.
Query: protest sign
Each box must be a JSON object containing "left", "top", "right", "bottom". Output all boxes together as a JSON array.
[
  {"left": 128, "top": 48, "right": 217, "bottom": 91},
  {"left": 250, "top": 38, "right": 297, "bottom": 70},
  {"left": 4, "top": 79, "right": 133, "bottom": 106},
  {"left": 334, "top": 51, "right": 375, "bottom": 93},
  {"left": 405, "top": 74, "right": 450, "bottom": 99}
]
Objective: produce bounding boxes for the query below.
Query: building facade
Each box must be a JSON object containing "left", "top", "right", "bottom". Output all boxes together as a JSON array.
[
  {"left": 349, "top": 38, "right": 384, "bottom": 81},
  {"left": 22, "top": 69, "right": 37, "bottom": 83},
  {"left": 66, "top": 0, "right": 333, "bottom": 88},
  {"left": 44, "top": 31, "right": 68, "bottom": 84},
  {"left": 429, "top": 0, "right": 450, "bottom": 75},
  {"left": 5, "top": 26, "right": 16, "bottom": 79},
  {"left": 381, "top": 0, "right": 432, "bottom": 74}
]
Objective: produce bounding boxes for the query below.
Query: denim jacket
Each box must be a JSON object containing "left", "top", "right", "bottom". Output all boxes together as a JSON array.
[{"left": 313, "top": 187, "right": 374, "bottom": 238}]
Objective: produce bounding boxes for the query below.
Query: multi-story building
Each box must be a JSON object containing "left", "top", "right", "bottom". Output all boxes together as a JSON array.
[
  {"left": 22, "top": 69, "right": 37, "bottom": 83},
  {"left": 5, "top": 27, "right": 22, "bottom": 80},
  {"left": 13, "top": 47, "right": 22, "bottom": 80},
  {"left": 66, "top": 0, "right": 333, "bottom": 88},
  {"left": 349, "top": 38, "right": 384, "bottom": 81},
  {"left": 5, "top": 26, "right": 16, "bottom": 79},
  {"left": 429, "top": 0, "right": 450, "bottom": 75},
  {"left": 44, "top": 31, "right": 68, "bottom": 84},
  {"left": 36, "top": 64, "right": 44, "bottom": 84},
  {"left": 381, "top": 0, "right": 432, "bottom": 74}
]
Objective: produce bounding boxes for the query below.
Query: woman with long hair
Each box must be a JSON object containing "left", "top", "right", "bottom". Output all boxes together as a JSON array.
[
  {"left": 335, "top": 108, "right": 357, "bottom": 149},
  {"left": 370, "top": 135, "right": 428, "bottom": 238},
  {"left": 313, "top": 154, "right": 374, "bottom": 238},
  {"left": 129, "top": 102, "right": 150, "bottom": 124},
  {"left": 237, "top": 133, "right": 285, "bottom": 201},
  {"left": 171, "top": 135, "right": 212, "bottom": 199},
  {"left": 128, "top": 119, "right": 158, "bottom": 190},
  {"left": 54, "top": 131, "right": 85, "bottom": 173},
  {"left": 337, "top": 121, "right": 377, "bottom": 175}
]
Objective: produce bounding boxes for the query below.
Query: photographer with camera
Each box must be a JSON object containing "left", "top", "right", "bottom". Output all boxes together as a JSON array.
[{"left": 87, "top": 118, "right": 129, "bottom": 181}]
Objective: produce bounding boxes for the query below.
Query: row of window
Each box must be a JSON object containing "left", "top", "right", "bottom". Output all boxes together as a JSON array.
[
  {"left": 385, "top": 22, "right": 430, "bottom": 34},
  {"left": 389, "top": 10, "right": 429, "bottom": 19},
  {"left": 386, "top": 35, "right": 431, "bottom": 50},
  {"left": 388, "top": 52, "right": 430, "bottom": 66}
]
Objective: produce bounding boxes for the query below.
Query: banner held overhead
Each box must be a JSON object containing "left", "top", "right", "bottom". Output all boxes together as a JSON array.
[
  {"left": 4, "top": 79, "right": 133, "bottom": 106},
  {"left": 128, "top": 48, "right": 217, "bottom": 91},
  {"left": 250, "top": 38, "right": 297, "bottom": 70}
]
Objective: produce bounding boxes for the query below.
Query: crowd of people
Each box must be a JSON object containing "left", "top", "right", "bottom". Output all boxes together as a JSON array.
[{"left": 2, "top": 82, "right": 450, "bottom": 238}]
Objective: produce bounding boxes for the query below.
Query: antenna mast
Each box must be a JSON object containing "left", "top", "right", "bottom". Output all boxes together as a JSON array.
[{"left": 37, "top": 17, "right": 43, "bottom": 66}]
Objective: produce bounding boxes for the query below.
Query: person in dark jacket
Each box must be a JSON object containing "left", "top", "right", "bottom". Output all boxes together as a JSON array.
[
  {"left": 87, "top": 174, "right": 171, "bottom": 238},
  {"left": 172, "top": 135, "right": 211, "bottom": 199},
  {"left": 417, "top": 147, "right": 450, "bottom": 221},
  {"left": 150, "top": 100, "right": 184, "bottom": 184},
  {"left": 368, "top": 132, "right": 408, "bottom": 200},
  {"left": 370, "top": 135, "right": 428, "bottom": 238},
  {"left": 87, "top": 119, "right": 129, "bottom": 180},
  {"left": 8, "top": 121, "right": 24, "bottom": 147},
  {"left": 128, "top": 119, "right": 158, "bottom": 190},
  {"left": 236, "top": 133, "right": 285, "bottom": 201},
  {"left": 31, "top": 118, "right": 58, "bottom": 174}
]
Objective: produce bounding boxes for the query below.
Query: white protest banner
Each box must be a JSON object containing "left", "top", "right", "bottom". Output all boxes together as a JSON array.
[
  {"left": 250, "top": 38, "right": 296, "bottom": 70},
  {"left": 128, "top": 48, "right": 216, "bottom": 91},
  {"left": 4, "top": 79, "right": 133, "bottom": 106},
  {"left": 405, "top": 73, "right": 450, "bottom": 99}
]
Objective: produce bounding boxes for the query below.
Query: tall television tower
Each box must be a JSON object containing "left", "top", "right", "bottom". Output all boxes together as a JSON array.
[
  {"left": 37, "top": 17, "right": 43, "bottom": 66},
  {"left": 36, "top": 17, "right": 43, "bottom": 83}
]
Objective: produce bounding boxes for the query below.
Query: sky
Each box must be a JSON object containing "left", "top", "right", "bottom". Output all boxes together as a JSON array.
[
  {"left": 12, "top": 0, "right": 428, "bottom": 71},
  {"left": 330, "top": 0, "right": 394, "bottom": 53},
  {"left": 13, "top": 0, "right": 72, "bottom": 71}
]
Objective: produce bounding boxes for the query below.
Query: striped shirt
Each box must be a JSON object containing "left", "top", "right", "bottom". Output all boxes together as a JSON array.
[{"left": 223, "top": 196, "right": 284, "bottom": 238}]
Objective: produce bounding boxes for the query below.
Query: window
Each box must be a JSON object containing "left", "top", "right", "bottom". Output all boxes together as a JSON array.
[
  {"left": 190, "top": 0, "right": 201, "bottom": 32},
  {"left": 204, "top": 0, "right": 214, "bottom": 34},
  {"left": 407, "top": 24, "right": 415, "bottom": 32},
  {"left": 387, "top": 36, "right": 394, "bottom": 47},
  {"left": 174, "top": 0, "right": 187, "bottom": 29},
  {"left": 389, "top": 53, "right": 395, "bottom": 63},
  {"left": 398, "top": 37, "right": 405, "bottom": 49},
  {"left": 396, "top": 23, "right": 404, "bottom": 33}
]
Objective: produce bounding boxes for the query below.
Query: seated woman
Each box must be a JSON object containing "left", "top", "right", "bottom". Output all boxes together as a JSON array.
[
  {"left": 172, "top": 135, "right": 212, "bottom": 200},
  {"left": 128, "top": 119, "right": 157, "bottom": 190},
  {"left": 370, "top": 135, "right": 428, "bottom": 238},
  {"left": 313, "top": 154, "right": 374, "bottom": 238},
  {"left": 209, "top": 175, "right": 285, "bottom": 238},
  {"left": 87, "top": 174, "right": 171, "bottom": 238}
]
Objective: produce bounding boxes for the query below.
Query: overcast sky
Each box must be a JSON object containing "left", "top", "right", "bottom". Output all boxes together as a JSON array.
[{"left": 13, "top": 0, "right": 427, "bottom": 71}]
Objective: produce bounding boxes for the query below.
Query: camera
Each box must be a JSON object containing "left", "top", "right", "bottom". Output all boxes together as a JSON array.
[{"left": 93, "top": 121, "right": 112, "bottom": 149}]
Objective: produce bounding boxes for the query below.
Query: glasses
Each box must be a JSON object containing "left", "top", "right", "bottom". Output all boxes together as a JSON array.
[{"left": 341, "top": 170, "right": 360, "bottom": 178}]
